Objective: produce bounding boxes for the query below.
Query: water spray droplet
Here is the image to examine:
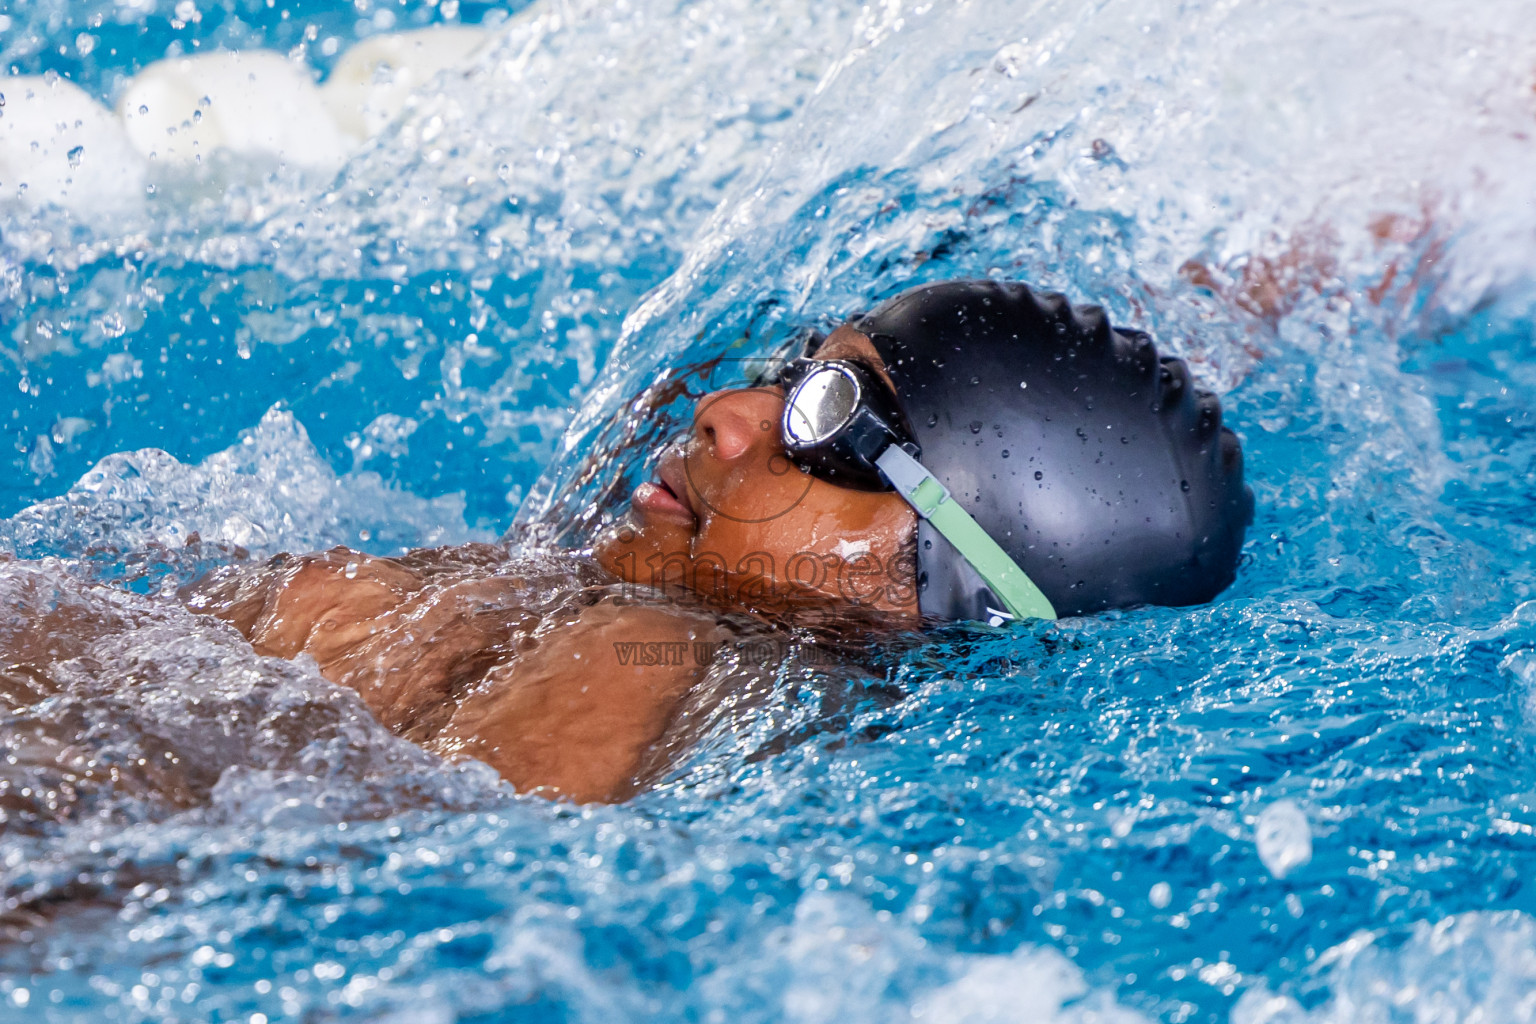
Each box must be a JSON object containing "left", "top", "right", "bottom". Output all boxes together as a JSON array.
[{"left": 1256, "top": 799, "right": 1312, "bottom": 879}]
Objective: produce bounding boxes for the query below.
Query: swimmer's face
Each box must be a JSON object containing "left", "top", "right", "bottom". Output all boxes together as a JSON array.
[{"left": 593, "top": 327, "right": 919, "bottom": 618}]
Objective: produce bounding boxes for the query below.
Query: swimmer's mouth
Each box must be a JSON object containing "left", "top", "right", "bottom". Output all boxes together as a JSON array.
[
  {"left": 632, "top": 452, "right": 697, "bottom": 524},
  {"left": 658, "top": 455, "right": 696, "bottom": 516}
]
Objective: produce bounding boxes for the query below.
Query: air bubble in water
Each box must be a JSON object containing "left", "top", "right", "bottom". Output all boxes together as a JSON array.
[
  {"left": 344, "top": 561, "right": 360, "bottom": 579},
  {"left": 992, "top": 41, "right": 1030, "bottom": 78},
  {"left": 1256, "top": 799, "right": 1312, "bottom": 879},
  {"left": 67, "top": 145, "right": 84, "bottom": 168}
]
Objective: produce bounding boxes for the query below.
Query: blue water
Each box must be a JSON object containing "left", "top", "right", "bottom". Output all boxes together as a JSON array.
[{"left": 5, "top": 0, "right": 1536, "bottom": 1021}]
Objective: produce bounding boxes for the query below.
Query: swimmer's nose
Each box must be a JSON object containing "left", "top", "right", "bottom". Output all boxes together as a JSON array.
[{"left": 692, "top": 388, "right": 781, "bottom": 463}]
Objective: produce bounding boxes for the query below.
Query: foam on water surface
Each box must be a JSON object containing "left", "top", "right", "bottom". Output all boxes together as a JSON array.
[{"left": 1, "top": 0, "right": 1536, "bottom": 1021}]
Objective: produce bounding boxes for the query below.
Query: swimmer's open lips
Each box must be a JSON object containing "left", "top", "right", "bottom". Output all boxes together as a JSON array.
[
  {"left": 656, "top": 456, "right": 696, "bottom": 517},
  {"left": 631, "top": 453, "right": 697, "bottom": 524}
]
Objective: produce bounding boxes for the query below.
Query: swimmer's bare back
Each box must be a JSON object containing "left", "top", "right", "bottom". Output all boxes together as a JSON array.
[{"left": 182, "top": 545, "right": 729, "bottom": 804}]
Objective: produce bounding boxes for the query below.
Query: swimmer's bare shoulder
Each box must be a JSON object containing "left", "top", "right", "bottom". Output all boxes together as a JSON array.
[{"left": 183, "top": 545, "right": 729, "bottom": 803}]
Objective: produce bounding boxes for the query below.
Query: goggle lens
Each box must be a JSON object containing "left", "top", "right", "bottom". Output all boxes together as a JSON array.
[
  {"left": 763, "top": 357, "right": 913, "bottom": 491},
  {"left": 784, "top": 365, "right": 860, "bottom": 447}
]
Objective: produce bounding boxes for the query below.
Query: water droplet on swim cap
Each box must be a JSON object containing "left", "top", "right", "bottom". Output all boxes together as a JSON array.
[{"left": 852, "top": 279, "right": 1253, "bottom": 620}]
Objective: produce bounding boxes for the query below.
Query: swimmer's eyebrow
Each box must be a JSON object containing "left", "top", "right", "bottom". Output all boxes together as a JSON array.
[
  {"left": 744, "top": 326, "right": 893, "bottom": 395},
  {"left": 810, "top": 328, "right": 898, "bottom": 394}
]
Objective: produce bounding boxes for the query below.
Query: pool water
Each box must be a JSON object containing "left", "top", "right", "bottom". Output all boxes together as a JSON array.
[{"left": 3, "top": 0, "right": 1536, "bottom": 1021}]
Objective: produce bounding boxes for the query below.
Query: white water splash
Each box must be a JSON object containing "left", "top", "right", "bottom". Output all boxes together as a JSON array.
[
  {"left": 1233, "top": 912, "right": 1536, "bottom": 1024},
  {"left": 0, "top": 405, "right": 487, "bottom": 565}
]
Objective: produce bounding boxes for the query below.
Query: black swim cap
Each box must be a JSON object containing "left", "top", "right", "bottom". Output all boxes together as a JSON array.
[{"left": 848, "top": 280, "right": 1253, "bottom": 620}]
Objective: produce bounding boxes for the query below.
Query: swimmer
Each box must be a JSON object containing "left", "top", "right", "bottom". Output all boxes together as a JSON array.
[{"left": 171, "top": 279, "right": 1252, "bottom": 803}]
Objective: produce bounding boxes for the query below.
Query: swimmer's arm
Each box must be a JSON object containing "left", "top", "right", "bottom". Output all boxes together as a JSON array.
[
  {"left": 186, "top": 549, "right": 730, "bottom": 802},
  {"left": 1178, "top": 210, "right": 1440, "bottom": 325},
  {"left": 183, "top": 546, "right": 456, "bottom": 733},
  {"left": 184, "top": 546, "right": 540, "bottom": 737},
  {"left": 183, "top": 547, "right": 426, "bottom": 662},
  {"left": 0, "top": 560, "right": 143, "bottom": 709},
  {"left": 428, "top": 599, "right": 728, "bottom": 804}
]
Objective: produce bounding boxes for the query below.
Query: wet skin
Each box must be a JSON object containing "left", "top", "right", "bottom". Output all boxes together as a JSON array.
[{"left": 179, "top": 327, "right": 919, "bottom": 803}]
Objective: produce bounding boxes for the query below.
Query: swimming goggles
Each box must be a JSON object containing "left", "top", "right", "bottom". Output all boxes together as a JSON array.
[{"left": 768, "top": 357, "right": 1057, "bottom": 621}]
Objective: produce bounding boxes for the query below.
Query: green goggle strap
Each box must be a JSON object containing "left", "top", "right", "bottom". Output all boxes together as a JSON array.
[{"left": 875, "top": 445, "right": 1058, "bottom": 622}]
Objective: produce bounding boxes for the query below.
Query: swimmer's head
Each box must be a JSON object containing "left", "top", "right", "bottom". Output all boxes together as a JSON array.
[
  {"left": 592, "top": 323, "right": 922, "bottom": 620},
  {"left": 593, "top": 279, "right": 1253, "bottom": 623}
]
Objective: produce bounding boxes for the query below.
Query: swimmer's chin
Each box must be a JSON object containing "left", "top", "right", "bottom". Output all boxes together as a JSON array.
[
  {"left": 590, "top": 510, "right": 691, "bottom": 585},
  {"left": 590, "top": 523, "right": 629, "bottom": 579}
]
